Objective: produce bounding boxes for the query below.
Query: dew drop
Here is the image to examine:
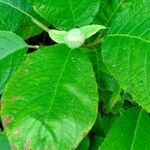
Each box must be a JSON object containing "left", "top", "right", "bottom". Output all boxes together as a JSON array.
[
  {"left": 138, "top": 82, "right": 142, "bottom": 86},
  {"left": 71, "top": 57, "right": 75, "bottom": 63},
  {"left": 113, "top": 64, "right": 116, "bottom": 67}
]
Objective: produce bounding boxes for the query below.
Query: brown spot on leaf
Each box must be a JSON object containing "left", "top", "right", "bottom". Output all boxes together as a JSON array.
[
  {"left": 2, "top": 116, "right": 12, "bottom": 127},
  {"left": 0, "top": 99, "right": 4, "bottom": 107},
  {"left": 26, "top": 59, "right": 33, "bottom": 65},
  {"left": 82, "top": 132, "right": 87, "bottom": 138},
  {"left": 11, "top": 96, "right": 21, "bottom": 102},
  {"left": 45, "top": 145, "right": 49, "bottom": 150},
  {"left": 52, "top": 145, "right": 55, "bottom": 150},
  {"left": 13, "top": 128, "right": 21, "bottom": 136},
  {"left": 23, "top": 69, "right": 29, "bottom": 74},
  {"left": 24, "top": 140, "right": 32, "bottom": 150},
  {"left": 11, "top": 144, "right": 17, "bottom": 150},
  {"left": 71, "top": 147, "right": 75, "bottom": 150}
]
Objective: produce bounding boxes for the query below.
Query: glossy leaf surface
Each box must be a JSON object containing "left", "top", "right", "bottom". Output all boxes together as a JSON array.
[{"left": 1, "top": 45, "right": 98, "bottom": 149}]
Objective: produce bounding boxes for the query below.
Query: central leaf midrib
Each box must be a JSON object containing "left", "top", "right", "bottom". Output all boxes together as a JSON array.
[
  {"left": 68, "top": 0, "right": 76, "bottom": 26},
  {"left": 46, "top": 49, "right": 72, "bottom": 115},
  {"left": 130, "top": 109, "right": 142, "bottom": 150}
]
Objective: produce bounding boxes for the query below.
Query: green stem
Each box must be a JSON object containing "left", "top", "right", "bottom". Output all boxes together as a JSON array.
[
  {"left": 83, "top": 33, "right": 103, "bottom": 48},
  {"left": 84, "top": 38, "right": 103, "bottom": 48},
  {"left": 31, "top": 18, "right": 50, "bottom": 33},
  {"left": 28, "top": 45, "right": 39, "bottom": 49}
]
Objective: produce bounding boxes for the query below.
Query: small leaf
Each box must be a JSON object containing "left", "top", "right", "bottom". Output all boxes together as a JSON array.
[
  {"left": 80, "top": 25, "right": 106, "bottom": 39},
  {"left": 0, "top": 31, "right": 27, "bottom": 93},
  {"left": 48, "top": 30, "right": 67, "bottom": 44},
  {"left": 1, "top": 44, "right": 98, "bottom": 149},
  {"left": 99, "top": 108, "right": 150, "bottom": 149},
  {"left": 49, "top": 24, "right": 106, "bottom": 48}
]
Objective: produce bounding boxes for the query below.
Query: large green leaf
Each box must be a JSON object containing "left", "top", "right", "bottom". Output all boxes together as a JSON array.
[
  {"left": 93, "top": 0, "right": 137, "bottom": 26},
  {"left": 1, "top": 44, "right": 98, "bottom": 149},
  {"left": 29, "top": 0, "right": 100, "bottom": 30},
  {"left": 0, "top": 31, "right": 27, "bottom": 93},
  {"left": 0, "top": 0, "right": 32, "bottom": 31},
  {"left": 101, "top": 1, "right": 150, "bottom": 111},
  {"left": 99, "top": 108, "right": 150, "bottom": 149}
]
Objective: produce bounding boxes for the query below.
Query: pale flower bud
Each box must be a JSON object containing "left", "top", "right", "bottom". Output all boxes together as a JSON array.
[{"left": 64, "top": 28, "right": 85, "bottom": 49}]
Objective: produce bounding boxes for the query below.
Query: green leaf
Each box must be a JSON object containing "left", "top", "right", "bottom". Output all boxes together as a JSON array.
[
  {"left": 0, "top": 0, "right": 49, "bottom": 33},
  {"left": 15, "top": 11, "right": 47, "bottom": 40},
  {"left": 0, "top": 132, "right": 11, "bottom": 150},
  {"left": 29, "top": 0, "right": 100, "bottom": 30},
  {"left": 93, "top": 113, "right": 118, "bottom": 137},
  {"left": 93, "top": 0, "right": 137, "bottom": 26},
  {"left": 0, "top": 0, "right": 32, "bottom": 31},
  {"left": 80, "top": 25, "right": 106, "bottom": 39},
  {"left": 91, "top": 136, "right": 104, "bottom": 150},
  {"left": 49, "top": 25, "right": 106, "bottom": 48},
  {"left": 15, "top": 20, "right": 42, "bottom": 40},
  {"left": 0, "top": 31, "right": 27, "bottom": 93},
  {"left": 99, "top": 108, "right": 150, "bottom": 149},
  {"left": 49, "top": 30, "right": 67, "bottom": 44},
  {"left": 88, "top": 49, "right": 121, "bottom": 113},
  {"left": 101, "top": 1, "right": 150, "bottom": 111},
  {"left": 1, "top": 44, "right": 98, "bottom": 149}
]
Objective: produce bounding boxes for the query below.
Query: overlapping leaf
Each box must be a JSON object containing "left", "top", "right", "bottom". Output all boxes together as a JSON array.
[
  {"left": 0, "top": 0, "right": 32, "bottom": 31},
  {"left": 1, "top": 45, "right": 98, "bottom": 149},
  {"left": 0, "top": 132, "right": 11, "bottom": 150},
  {"left": 101, "top": 0, "right": 150, "bottom": 111},
  {"left": 99, "top": 108, "right": 150, "bottom": 149},
  {"left": 93, "top": 0, "right": 137, "bottom": 26},
  {"left": 0, "top": 31, "right": 27, "bottom": 93},
  {"left": 29, "top": 0, "right": 100, "bottom": 30}
]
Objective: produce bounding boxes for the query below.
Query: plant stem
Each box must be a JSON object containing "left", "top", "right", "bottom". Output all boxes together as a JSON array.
[
  {"left": 83, "top": 33, "right": 103, "bottom": 48},
  {"left": 28, "top": 45, "right": 39, "bottom": 49},
  {"left": 31, "top": 17, "right": 50, "bottom": 33}
]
